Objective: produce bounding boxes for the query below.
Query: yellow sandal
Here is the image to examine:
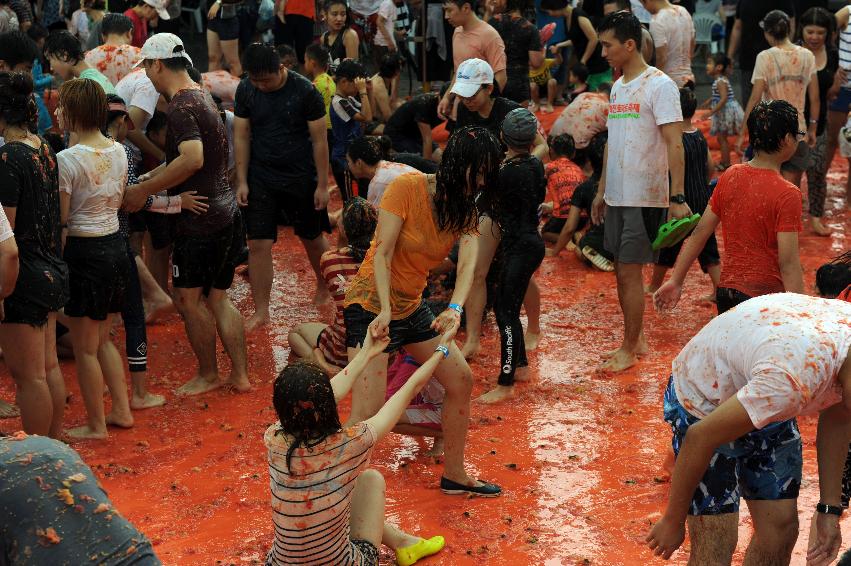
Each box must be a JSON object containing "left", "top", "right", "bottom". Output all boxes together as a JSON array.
[{"left": 395, "top": 536, "right": 445, "bottom": 566}]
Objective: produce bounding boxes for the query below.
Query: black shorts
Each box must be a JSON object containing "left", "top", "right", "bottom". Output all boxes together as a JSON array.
[
  {"left": 128, "top": 211, "right": 147, "bottom": 233},
  {"left": 208, "top": 13, "right": 240, "bottom": 41},
  {"left": 657, "top": 232, "right": 720, "bottom": 271},
  {"left": 716, "top": 287, "right": 752, "bottom": 315},
  {"left": 64, "top": 233, "right": 130, "bottom": 321},
  {"left": 541, "top": 216, "right": 566, "bottom": 234},
  {"left": 245, "top": 174, "right": 331, "bottom": 241},
  {"left": 134, "top": 211, "right": 175, "bottom": 250},
  {"left": 172, "top": 214, "right": 245, "bottom": 294},
  {"left": 344, "top": 302, "right": 438, "bottom": 353},
  {"left": 3, "top": 258, "right": 68, "bottom": 327}
]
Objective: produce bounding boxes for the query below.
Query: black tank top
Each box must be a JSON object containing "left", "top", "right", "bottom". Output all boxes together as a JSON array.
[{"left": 323, "top": 30, "right": 348, "bottom": 72}]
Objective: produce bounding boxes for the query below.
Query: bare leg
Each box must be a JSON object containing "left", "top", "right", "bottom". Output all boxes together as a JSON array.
[
  {"left": 646, "top": 264, "right": 668, "bottom": 294},
  {"left": 382, "top": 522, "right": 421, "bottom": 551},
  {"left": 701, "top": 263, "right": 721, "bottom": 302},
  {"left": 601, "top": 262, "right": 646, "bottom": 372},
  {"left": 139, "top": 256, "right": 174, "bottom": 323},
  {"left": 173, "top": 287, "right": 220, "bottom": 395},
  {"left": 287, "top": 322, "right": 328, "bottom": 360},
  {"left": 130, "top": 370, "right": 165, "bottom": 409},
  {"left": 346, "top": 346, "right": 388, "bottom": 424},
  {"left": 206, "top": 30, "right": 223, "bottom": 71},
  {"left": 686, "top": 513, "right": 738, "bottom": 565},
  {"left": 301, "top": 235, "right": 331, "bottom": 305},
  {"left": 718, "top": 135, "right": 730, "bottom": 167},
  {"left": 44, "top": 314, "right": 64, "bottom": 437},
  {"left": 145, "top": 243, "right": 172, "bottom": 298},
  {"left": 0, "top": 323, "right": 51, "bottom": 435},
  {"left": 66, "top": 316, "right": 109, "bottom": 439},
  {"left": 207, "top": 288, "right": 250, "bottom": 391},
  {"left": 98, "top": 318, "right": 134, "bottom": 429},
  {"left": 523, "top": 277, "right": 541, "bottom": 351},
  {"left": 742, "top": 499, "right": 798, "bottom": 566},
  {"left": 349, "top": 469, "right": 386, "bottom": 548},
  {"left": 246, "top": 238, "right": 273, "bottom": 330},
  {"left": 462, "top": 215, "right": 500, "bottom": 360},
  {"left": 528, "top": 83, "right": 539, "bottom": 113},
  {"left": 220, "top": 38, "right": 243, "bottom": 77},
  {"left": 405, "top": 338, "right": 480, "bottom": 487}
]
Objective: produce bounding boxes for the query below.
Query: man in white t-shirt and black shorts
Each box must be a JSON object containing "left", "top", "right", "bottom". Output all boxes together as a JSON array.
[
  {"left": 646, "top": 293, "right": 851, "bottom": 565},
  {"left": 591, "top": 11, "right": 690, "bottom": 372}
]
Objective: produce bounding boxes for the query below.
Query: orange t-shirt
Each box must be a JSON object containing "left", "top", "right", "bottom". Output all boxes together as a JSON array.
[
  {"left": 545, "top": 157, "right": 584, "bottom": 218},
  {"left": 708, "top": 163, "right": 802, "bottom": 298},
  {"left": 452, "top": 22, "right": 507, "bottom": 74},
  {"left": 283, "top": 0, "right": 315, "bottom": 19},
  {"left": 345, "top": 173, "right": 456, "bottom": 319}
]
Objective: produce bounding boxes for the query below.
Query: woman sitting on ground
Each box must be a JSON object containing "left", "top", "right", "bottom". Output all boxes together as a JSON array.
[
  {"left": 288, "top": 197, "right": 377, "bottom": 375},
  {"left": 266, "top": 329, "right": 447, "bottom": 566}
]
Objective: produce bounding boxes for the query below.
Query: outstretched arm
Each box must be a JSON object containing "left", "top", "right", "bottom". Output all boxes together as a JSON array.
[{"left": 331, "top": 331, "right": 391, "bottom": 402}]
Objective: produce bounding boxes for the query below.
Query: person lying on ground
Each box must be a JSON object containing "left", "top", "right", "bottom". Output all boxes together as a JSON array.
[
  {"left": 266, "top": 329, "right": 448, "bottom": 566},
  {"left": 646, "top": 293, "right": 851, "bottom": 565},
  {"left": 653, "top": 99, "right": 804, "bottom": 316},
  {"left": 0, "top": 432, "right": 161, "bottom": 564}
]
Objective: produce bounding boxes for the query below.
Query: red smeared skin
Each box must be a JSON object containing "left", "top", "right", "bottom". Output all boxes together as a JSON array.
[{"left": 0, "top": 110, "right": 845, "bottom": 564}]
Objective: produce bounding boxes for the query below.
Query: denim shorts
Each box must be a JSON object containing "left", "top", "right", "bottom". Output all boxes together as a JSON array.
[
  {"left": 829, "top": 86, "right": 851, "bottom": 113},
  {"left": 663, "top": 377, "right": 802, "bottom": 515},
  {"left": 344, "top": 302, "right": 438, "bottom": 353}
]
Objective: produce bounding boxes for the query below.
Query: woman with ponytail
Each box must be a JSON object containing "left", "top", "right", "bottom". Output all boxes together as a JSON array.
[
  {"left": 287, "top": 197, "right": 379, "bottom": 374},
  {"left": 0, "top": 71, "right": 68, "bottom": 437}
]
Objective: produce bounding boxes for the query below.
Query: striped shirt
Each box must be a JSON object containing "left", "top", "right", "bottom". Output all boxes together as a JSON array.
[
  {"left": 841, "top": 6, "right": 851, "bottom": 88},
  {"left": 264, "top": 422, "right": 377, "bottom": 565},
  {"left": 318, "top": 249, "right": 361, "bottom": 367}
]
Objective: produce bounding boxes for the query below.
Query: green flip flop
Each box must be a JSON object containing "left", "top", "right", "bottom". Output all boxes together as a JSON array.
[{"left": 652, "top": 213, "right": 701, "bottom": 251}]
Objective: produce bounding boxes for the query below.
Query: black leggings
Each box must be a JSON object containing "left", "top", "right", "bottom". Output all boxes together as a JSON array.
[
  {"left": 122, "top": 239, "right": 147, "bottom": 373},
  {"left": 495, "top": 235, "right": 544, "bottom": 386}
]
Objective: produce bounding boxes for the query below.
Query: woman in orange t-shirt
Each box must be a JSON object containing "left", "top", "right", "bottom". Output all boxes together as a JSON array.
[{"left": 343, "top": 126, "right": 504, "bottom": 497}]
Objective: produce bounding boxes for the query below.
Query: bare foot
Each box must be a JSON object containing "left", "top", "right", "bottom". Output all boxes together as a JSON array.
[
  {"left": 176, "top": 375, "right": 221, "bottom": 396},
  {"left": 811, "top": 217, "right": 831, "bottom": 237},
  {"left": 312, "top": 348, "right": 343, "bottom": 376},
  {"left": 131, "top": 393, "right": 166, "bottom": 410},
  {"left": 524, "top": 331, "right": 541, "bottom": 352},
  {"left": 66, "top": 425, "right": 108, "bottom": 440},
  {"left": 224, "top": 374, "right": 252, "bottom": 393},
  {"left": 144, "top": 298, "right": 175, "bottom": 324},
  {"left": 245, "top": 312, "right": 270, "bottom": 333},
  {"left": 105, "top": 412, "right": 134, "bottom": 429},
  {"left": 313, "top": 286, "right": 331, "bottom": 306},
  {"left": 542, "top": 103, "right": 554, "bottom": 114},
  {"left": 603, "top": 337, "right": 649, "bottom": 359},
  {"left": 698, "top": 293, "right": 717, "bottom": 304},
  {"left": 461, "top": 340, "right": 481, "bottom": 361},
  {"left": 426, "top": 438, "right": 445, "bottom": 457},
  {"left": 599, "top": 349, "right": 638, "bottom": 372},
  {"left": 475, "top": 385, "right": 514, "bottom": 404},
  {"left": 0, "top": 399, "right": 20, "bottom": 419}
]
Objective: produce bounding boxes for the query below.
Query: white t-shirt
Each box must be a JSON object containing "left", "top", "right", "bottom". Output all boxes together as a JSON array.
[
  {"left": 650, "top": 4, "right": 695, "bottom": 87},
  {"left": 374, "top": 0, "right": 397, "bottom": 47},
  {"left": 115, "top": 69, "right": 160, "bottom": 165},
  {"left": 672, "top": 293, "right": 851, "bottom": 429},
  {"left": 349, "top": 0, "right": 382, "bottom": 16},
  {"left": 0, "top": 206, "right": 13, "bottom": 243},
  {"left": 752, "top": 45, "right": 816, "bottom": 132},
  {"left": 604, "top": 66, "right": 682, "bottom": 208},
  {"left": 368, "top": 160, "right": 418, "bottom": 206},
  {"left": 57, "top": 141, "right": 127, "bottom": 237},
  {"left": 630, "top": 0, "right": 652, "bottom": 24}
]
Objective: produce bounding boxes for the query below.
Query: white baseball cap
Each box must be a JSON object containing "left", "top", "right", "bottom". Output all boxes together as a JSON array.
[
  {"left": 144, "top": 0, "right": 171, "bottom": 20},
  {"left": 134, "top": 33, "right": 193, "bottom": 68},
  {"left": 451, "top": 58, "right": 494, "bottom": 98}
]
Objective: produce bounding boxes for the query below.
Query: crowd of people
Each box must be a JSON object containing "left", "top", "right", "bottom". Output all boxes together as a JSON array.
[{"left": 0, "top": 0, "right": 848, "bottom": 564}]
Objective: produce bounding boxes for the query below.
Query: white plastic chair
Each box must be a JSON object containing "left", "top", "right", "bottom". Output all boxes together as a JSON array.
[{"left": 693, "top": 12, "right": 723, "bottom": 54}]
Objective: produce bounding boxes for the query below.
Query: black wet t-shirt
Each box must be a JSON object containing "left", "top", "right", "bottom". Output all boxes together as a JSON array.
[
  {"left": 384, "top": 93, "right": 443, "bottom": 142},
  {"left": 488, "top": 14, "right": 541, "bottom": 103},
  {"left": 0, "top": 139, "right": 68, "bottom": 311},
  {"left": 166, "top": 88, "right": 237, "bottom": 237},
  {"left": 451, "top": 96, "right": 521, "bottom": 141},
  {"left": 234, "top": 71, "right": 327, "bottom": 184},
  {"left": 493, "top": 154, "right": 546, "bottom": 239}
]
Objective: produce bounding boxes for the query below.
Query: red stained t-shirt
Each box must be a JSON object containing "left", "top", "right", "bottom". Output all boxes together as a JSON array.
[
  {"left": 545, "top": 157, "right": 584, "bottom": 218},
  {"left": 124, "top": 8, "right": 147, "bottom": 48},
  {"left": 708, "top": 163, "right": 802, "bottom": 298}
]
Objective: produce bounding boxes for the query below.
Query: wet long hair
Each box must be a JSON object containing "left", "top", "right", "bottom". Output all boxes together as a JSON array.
[
  {"left": 437, "top": 125, "right": 503, "bottom": 235},
  {"left": 342, "top": 196, "right": 378, "bottom": 263},
  {"left": 0, "top": 72, "right": 37, "bottom": 130},
  {"left": 816, "top": 251, "right": 851, "bottom": 298},
  {"left": 273, "top": 361, "right": 342, "bottom": 474}
]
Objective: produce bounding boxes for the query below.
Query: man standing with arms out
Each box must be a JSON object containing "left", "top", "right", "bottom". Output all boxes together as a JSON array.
[
  {"left": 726, "top": 0, "right": 794, "bottom": 107},
  {"left": 646, "top": 293, "right": 851, "bottom": 564},
  {"left": 644, "top": 0, "right": 695, "bottom": 87},
  {"left": 123, "top": 34, "right": 249, "bottom": 395},
  {"left": 233, "top": 42, "right": 331, "bottom": 330},
  {"left": 437, "top": 0, "right": 507, "bottom": 119},
  {"left": 591, "top": 11, "right": 689, "bottom": 372}
]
